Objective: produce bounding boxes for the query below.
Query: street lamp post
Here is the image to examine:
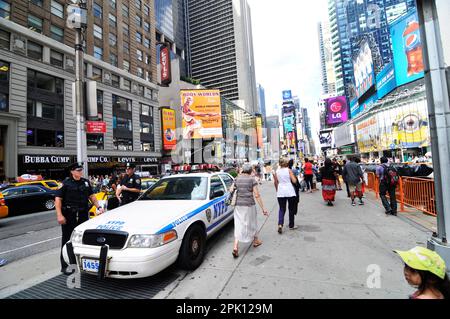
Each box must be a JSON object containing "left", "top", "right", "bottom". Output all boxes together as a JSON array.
[{"left": 417, "top": 0, "right": 450, "bottom": 271}]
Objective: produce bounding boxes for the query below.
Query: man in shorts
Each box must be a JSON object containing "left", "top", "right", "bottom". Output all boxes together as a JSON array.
[{"left": 342, "top": 157, "right": 365, "bottom": 206}]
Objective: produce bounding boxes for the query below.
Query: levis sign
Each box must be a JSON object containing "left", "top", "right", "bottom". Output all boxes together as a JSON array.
[{"left": 160, "top": 46, "right": 171, "bottom": 85}]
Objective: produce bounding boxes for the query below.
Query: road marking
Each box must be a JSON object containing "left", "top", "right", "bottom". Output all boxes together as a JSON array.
[{"left": 0, "top": 236, "right": 62, "bottom": 255}]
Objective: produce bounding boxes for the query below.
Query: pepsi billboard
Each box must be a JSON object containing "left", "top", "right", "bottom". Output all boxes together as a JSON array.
[
  {"left": 390, "top": 9, "right": 424, "bottom": 86},
  {"left": 282, "top": 90, "right": 292, "bottom": 101},
  {"left": 325, "top": 96, "right": 348, "bottom": 126},
  {"left": 376, "top": 62, "right": 397, "bottom": 99}
]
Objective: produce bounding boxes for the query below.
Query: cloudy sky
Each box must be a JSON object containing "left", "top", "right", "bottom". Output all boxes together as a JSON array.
[{"left": 248, "top": 0, "right": 328, "bottom": 150}]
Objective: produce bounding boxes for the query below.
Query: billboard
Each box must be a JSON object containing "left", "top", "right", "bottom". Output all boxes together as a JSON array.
[
  {"left": 350, "top": 99, "right": 360, "bottom": 119},
  {"left": 180, "top": 90, "right": 222, "bottom": 139},
  {"left": 282, "top": 103, "right": 296, "bottom": 150},
  {"left": 376, "top": 62, "right": 397, "bottom": 99},
  {"left": 390, "top": 9, "right": 424, "bottom": 86},
  {"left": 353, "top": 38, "right": 375, "bottom": 99},
  {"left": 325, "top": 96, "right": 349, "bottom": 125},
  {"left": 319, "top": 130, "right": 332, "bottom": 149},
  {"left": 161, "top": 108, "right": 177, "bottom": 150},
  {"left": 160, "top": 45, "right": 172, "bottom": 85},
  {"left": 282, "top": 90, "right": 292, "bottom": 101},
  {"left": 255, "top": 116, "right": 263, "bottom": 149}
]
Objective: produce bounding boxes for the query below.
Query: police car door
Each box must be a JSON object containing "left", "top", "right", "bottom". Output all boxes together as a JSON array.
[
  {"left": 207, "top": 176, "right": 228, "bottom": 234},
  {"left": 219, "top": 174, "right": 234, "bottom": 216}
]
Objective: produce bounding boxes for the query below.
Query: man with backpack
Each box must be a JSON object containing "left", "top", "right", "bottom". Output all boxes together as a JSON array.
[{"left": 377, "top": 157, "right": 399, "bottom": 216}]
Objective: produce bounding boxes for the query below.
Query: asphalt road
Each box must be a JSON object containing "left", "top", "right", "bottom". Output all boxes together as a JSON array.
[{"left": 0, "top": 210, "right": 61, "bottom": 265}]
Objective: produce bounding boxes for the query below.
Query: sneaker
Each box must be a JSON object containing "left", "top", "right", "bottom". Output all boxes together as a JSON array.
[
  {"left": 391, "top": 211, "right": 398, "bottom": 216},
  {"left": 289, "top": 225, "right": 299, "bottom": 230},
  {"left": 359, "top": 200, "right": 364, "bottom": 205},
  {"left": 278, "top": 225, "right": 283, "bottom": 234},
  {"left": 352, "top": 202, "right": 356, "bottom": 207},
  {"left": 385, "top": 210, "right": 392, "bottom": 216}
]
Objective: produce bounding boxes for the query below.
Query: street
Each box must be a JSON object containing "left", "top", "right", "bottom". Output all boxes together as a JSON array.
[{"left": 0, "top": 182, "right": 435, "bottom": 299}]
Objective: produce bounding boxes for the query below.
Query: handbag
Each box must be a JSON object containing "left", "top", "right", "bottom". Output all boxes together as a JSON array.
[{"left": 226, "top": 183, "right": 238, "bottom": 207}]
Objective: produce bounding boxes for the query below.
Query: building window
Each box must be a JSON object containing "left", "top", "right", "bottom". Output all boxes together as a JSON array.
[
  {"left": 96, "top": 89, "right": 103, "bottom": 120},
  {"left": 27, "top": 41, "right": 43, "bottom": 61},
  {"left": 119, "top": 45, "right": 130, "bottom": 59},
  {"left": 109, "top": 0, "right": 116, "bottom": 10},
  {"left": 140, "top": 122, "right": 152, "bottom": 134},
  {"left": 109, "top": 33, "right": 117, "bottom": 46},
  {"left": 111, "top": 74, "right": 120, "bottom": 88},
  {"left": 145, "top": 71, "right": 151, "bottom": 82},
  {"left": 109, "top": 14, "right": 117, "bottom": 28},
  {"left": 122, "top": 4, "right": 129, "bottom": 18},
  {"left": 30, "top": 0, "right": 43, "bottom": 6},
  {"left": 144, "top": 22, "right": 150, "bottom": 32},
  {"left": 27, "top": 70, "right": 64, "bottom": 94},
  {"left": 144, "top": 38, "right": 150, "bottom": 48},
  {"left": 87, "top": 134, "right": 104, "bottom": 150},
  {"left": 91, "top": 66, "right": 102, "bottom": 81},
  {"left": 123, "top": 60, "right": 130, "bottom": 72},
  {"left": 112, "top": 94, "right": 131, "bottom": 111},
  {"left": 50, "top": 25, "right": 64, "bottom": 43},
  {"left": 143, "top": 4, "right": 150, "bottom": 16},
  {"left": 51, "top": 1, "right": 64, "bottom": 19},
  {"left": 135, "top": 0, "right": 141, "bottom": 10},
  {"left": 123, "top": 24, "right": 129, "bottom": 38},
  {"left": 93, "top": 2, "right": 102, "bottom": 19},
  {"left": 27, "top": 100, "right": 64, "bottom": 121},
  {"left": 141, "top": 142, "right": 154, "bottom": 152},
  {"left": 0, "top": 0, "right": 10, "bottom": 19},
  {"left": 28, "top": 15, "right": 43, "bottom": 33},
  {"left": 113, "top": 116, "right": 132, "bottom": 131},
  {"left": 113, "top": 138, "right": 133, "bottom": 151},
  {"left": 136, "top": 31, "right": 142, "bottom": 43},
  {"left": 135, "top": 15, "right": 142, "bottom": 28},
  {"left": 0, "top": 60, "right": 9, "bottom": 112},
  {"left": 0, "top": 29, "right": 10, "bottom": 49},
  {"left": 136, "top": 67, "right": 144, "bottom": 79},
  {"left": 94, "top": 46, "right": 103, "bottom": 60},
  {"left": 145, "top": 54, "right": 150, "bottom": 65},
  {"left": 136, "top": 49, "right": 143, "bottom": 61},
  {"left": 110, "top": 53, "right": 117, "bottom": 67},
  {"left": 140, "top": 104, "right": 152, "bottom": 116},
  {"left": 0, "top": 92, "right": 7, "bottom": 112},
  {"left": 27, "top": 128, "right": 64, "bottom": 147},
  {"left": 123, "top": 79, "right": 131, "bottom": 91},
  {"left": 138, "top": 85, "right": 144, "bottom": 96},
  {"left": 94, "top": 24, "right": 103, "bottom": 39},
  {"left": 50, "top": 50, "right": 64, "bottom": 68}
]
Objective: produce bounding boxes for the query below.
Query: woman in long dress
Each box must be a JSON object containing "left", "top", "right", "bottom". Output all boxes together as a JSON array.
[
  {"left": 231, "top": 164, "right": 269, "bottom": 258},
  {"left": 319, "top": 158, "right": 338, "bottom": 206}
]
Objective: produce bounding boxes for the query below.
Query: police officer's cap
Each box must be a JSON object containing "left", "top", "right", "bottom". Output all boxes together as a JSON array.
[
  {"left": 126, "top": 163, "right": 136, "bottom": 169},
  {"left": 68, "top": 162, "right": 84, "bottom": 171}
]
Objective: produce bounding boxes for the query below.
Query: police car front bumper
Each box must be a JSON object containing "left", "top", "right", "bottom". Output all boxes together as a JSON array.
[{"left": 63, "top": 241, "right": 180, "bottom": 279}]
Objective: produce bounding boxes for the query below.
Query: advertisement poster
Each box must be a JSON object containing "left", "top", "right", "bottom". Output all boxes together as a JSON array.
[
  {"left": 255, "top": 116, "right": 263, "bottom": 149},
  {"left": 161, "top": 108, "right": 177, "bottom": 150},
  {"left": 356, "top": 116, "right": 379, "bottom": 153},
  {"left": 180, "top": 90, "right": 222, "bottom": 139},
  {"left": 160, "top": 45, "right": 172, "bottom": 85},
  {"left": 282, "top": 104, "right": 296, "bottom": 150},
  {"left": 350, "top": 99, "right": 360, "bottom": 119},
  {"left": 319, "top": 130, "right": 333, "bottom": 149},
  {"left": 282, "top": 90, "right": 292, "bottom": 101},
  {"left": 353, "top": 38, "right": 375, "bottom": 99},
  {"left": 390, "top": 8, "right": 424, "bottom": 86},
  {"left": 376, "top": 62, "right": 397, "bottom": 99},
  {"left": 325, "top": 96, "right": 349, "bottom": 125}
]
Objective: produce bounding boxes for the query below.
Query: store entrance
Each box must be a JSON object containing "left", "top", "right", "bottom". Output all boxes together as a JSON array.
[
  {"left": 140, "top": 165, "right": 159, "bottom": 176},
  {"left": 0, "top": 126, "right": 5, "bottom": 181}
]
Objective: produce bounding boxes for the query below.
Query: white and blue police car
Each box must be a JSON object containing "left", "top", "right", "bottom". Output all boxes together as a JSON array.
[{"left": 63, "top": 172, "right": 235, "bottom": 279}]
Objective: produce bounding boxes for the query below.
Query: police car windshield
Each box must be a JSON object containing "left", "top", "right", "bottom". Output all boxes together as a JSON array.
[{"left": 139, "top": 177, "right": 208, "bottom": 201}]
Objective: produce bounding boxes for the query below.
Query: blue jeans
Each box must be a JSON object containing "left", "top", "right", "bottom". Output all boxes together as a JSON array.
[{"left": 278, "top": 197, "right": 297, "bottom": 228}]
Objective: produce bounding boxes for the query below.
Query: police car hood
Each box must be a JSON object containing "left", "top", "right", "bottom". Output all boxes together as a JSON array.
[{"left": 76, "top": 200, "right": 205, "bottom": 234}]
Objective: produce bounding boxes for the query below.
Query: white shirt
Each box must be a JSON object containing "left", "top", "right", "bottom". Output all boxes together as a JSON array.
[{"left": 276, "top": 168, "right": 296, "bottom": 198}]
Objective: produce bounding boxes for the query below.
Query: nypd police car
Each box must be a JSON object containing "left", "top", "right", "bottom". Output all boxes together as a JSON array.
[{"left": 63, "top": 172, "right": 234, "bottom": 279}]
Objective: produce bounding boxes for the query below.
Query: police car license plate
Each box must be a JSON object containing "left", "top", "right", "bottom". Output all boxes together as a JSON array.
[{"left": 82, "top": 258, "right": 99, "bottom": 273}]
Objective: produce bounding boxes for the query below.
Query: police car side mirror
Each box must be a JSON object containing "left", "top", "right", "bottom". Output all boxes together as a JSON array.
[{"left": 211, "top": 189, "right": 225, "bottom": 199}]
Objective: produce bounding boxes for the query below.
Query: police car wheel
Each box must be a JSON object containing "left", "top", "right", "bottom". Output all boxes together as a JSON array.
[
  {"left": 178, "top": 224, "right": 206, "bottom": 270},
  {"left": 44, "top": 199, "right": 55, "bottom": 210}
]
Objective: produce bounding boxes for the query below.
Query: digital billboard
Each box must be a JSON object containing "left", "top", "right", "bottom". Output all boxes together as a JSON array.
[
  {"left": 180, "top": 90, "right": 222, "bottom": 139},
  {"left": 282, "top": 103, "right": 296, "bottom": 150},
  {"left": 390, "top": 8, "right": 424, "bottom": 86},
  {"left": 325, "top": 96, "right": 348, "bottom": 125},
  {"left": 161, "top": 108, "right": 177, "bottom": 150},
  {"left": 350, "top": 99, "right": 360, "bottom": 119},
  {"left": 376, "top": 62, "right": 397, "bottom": 99},
  {"left": 282, "top": 90, "right": 292, "bottom": 101},
  {"left": 353, "top": 38, "right": 375, "bottom": 99}
]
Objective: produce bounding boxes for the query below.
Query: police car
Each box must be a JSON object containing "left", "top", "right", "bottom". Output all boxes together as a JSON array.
[{"left": 63, "top": 172, "right": 235, "bottom": 279}]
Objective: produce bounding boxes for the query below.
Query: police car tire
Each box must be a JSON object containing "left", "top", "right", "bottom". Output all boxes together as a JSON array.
[
  {"left": 178, "top": 224, "right": 206, "bottom": 270},
  {"left": 44, "top": 199, "right": 55, "bottom": 210}
]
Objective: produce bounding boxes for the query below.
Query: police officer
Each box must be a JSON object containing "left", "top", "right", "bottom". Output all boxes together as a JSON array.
[
  {"left": 55, "top": 162, "right": 104, "bottom": 274},
  {"left": 117, "top": 163, "right": 142, "bottom": 205}
]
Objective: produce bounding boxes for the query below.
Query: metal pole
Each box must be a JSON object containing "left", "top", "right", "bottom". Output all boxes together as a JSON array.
[
  {"left": 75, "top": 26, "right": 88, "bottom": 177},
  {"left": 417, "top": 0, "right": 450, "bottom": 268}
]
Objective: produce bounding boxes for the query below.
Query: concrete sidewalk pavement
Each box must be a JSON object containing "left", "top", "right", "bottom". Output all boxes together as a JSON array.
[{"left": 159, "top": 181, "right": 434, "bottom": 299}]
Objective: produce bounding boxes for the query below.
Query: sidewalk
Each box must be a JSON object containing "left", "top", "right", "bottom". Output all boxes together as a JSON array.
[{"left": 158, "top": 181, "right": 435, "bottom": 299}]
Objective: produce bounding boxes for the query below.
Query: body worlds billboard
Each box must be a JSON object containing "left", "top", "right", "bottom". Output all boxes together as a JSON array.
[
  {"left": 353, "top": 38, "right": 375, "bottom": 99},
  {"left": 325, "top": 96, "right": 348, "bottom": 125},
  {"left": 390, "top": 8, "right": 424, "bottom": 86},
  {"left": 180, "top": 90, "right": 222, "bottom": 139}
]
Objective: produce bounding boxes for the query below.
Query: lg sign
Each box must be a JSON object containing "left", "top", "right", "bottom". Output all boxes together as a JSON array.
[{"left": 326, "top": 96, "right": 348, "bottom": 125}]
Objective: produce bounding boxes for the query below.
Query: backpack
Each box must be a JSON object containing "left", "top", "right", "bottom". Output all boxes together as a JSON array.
[{"left": 382, "top": 164, "right": 399, "bottom": 187}]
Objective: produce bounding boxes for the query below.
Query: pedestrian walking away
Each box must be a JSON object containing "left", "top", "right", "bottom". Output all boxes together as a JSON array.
[
  {"left": 395, "top": 246, "right": 450, "bottom": 299},
  {"left": 274, "top": 158, "right": 298, "bottom": 234},
  {"left": 332, "top": 158, "right": 343, "bottom": 190},
  {"left": 230, "top": 164, "right": 269, "bottom": 258},
  {"left": 319, "top": 158, "right": 338, "bottom": 206},
  {"left": 342, "top": 160, "right": 351, "bottom": 197},
  {"left": 55, "top": 162, "right": 104, "bottom": 275},
  {"left": 116, "top": 163, "right": 142, "bottom": 206},
  {"left": 288, "top": 159, "right": 301, "bottom": 215},
  {"left": 377, "top": 157, "right": 399, "bottom": 216},
  {"left": 302, "top": 158, "right": 314, "bottom": 193},
  {"left": 342, "top": 157, "right": 365, "bottom": 206}
]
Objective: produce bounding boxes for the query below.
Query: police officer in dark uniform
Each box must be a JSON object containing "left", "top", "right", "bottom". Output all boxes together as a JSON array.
[
  {"left": 117, "top": 163, "right": 142, "bottom": 205},
  {"left": 55, "top": 162, "right": 104, "bottom": 274}
]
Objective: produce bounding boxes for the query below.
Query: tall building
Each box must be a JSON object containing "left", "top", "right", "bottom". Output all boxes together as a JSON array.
[
  {"left": 318, "top": 20, "right": 336, "bottom": 95},
  {"left": 256, "top": 84, "right": 266, "bottom": 122},
  {"left": 155, "top": 0, "right": 188, "bottom": 76},
  {"left": 328, "top": 0, "right": 417, "bottom": 100},
  {"left": 0, "top": 0, "right": 161, "bottom": 180},
  {"left": 186, "top": 0, "right": 258, "bottom": 114}
]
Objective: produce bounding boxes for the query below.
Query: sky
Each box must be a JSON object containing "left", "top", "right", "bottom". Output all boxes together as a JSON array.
[{"left": 248, "top": 0, "right": 328, "bottom": 152}]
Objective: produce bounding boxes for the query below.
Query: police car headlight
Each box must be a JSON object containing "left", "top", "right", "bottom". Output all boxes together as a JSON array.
[
  {"left": 128, "top": 230, "right": 178, "bottom": 248},
  {"left": 70, "top": 230, "right": 83, "bottom": 245}
]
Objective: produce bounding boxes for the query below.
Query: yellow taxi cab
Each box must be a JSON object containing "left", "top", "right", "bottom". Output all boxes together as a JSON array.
[
  {"left": 0, "top": 192, "right": 8, "bottom": 219},
  {"left": 13, "top": 180, "right": 61, "bottom": 190},
  {"left": 140, "top": 177, "right": 159, "bottom": 193}
]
